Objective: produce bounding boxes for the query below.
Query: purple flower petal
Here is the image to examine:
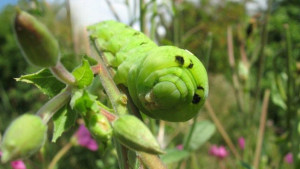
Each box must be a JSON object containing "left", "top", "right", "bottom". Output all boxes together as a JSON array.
[
  {"left": 238, "top": 137, "right": 245, "bottom": 150},
  {"left": 86, "top": 139, "right": 99, "bottom": 151},
  {"left": 284, "top": 152, "right": 293, "bottom": 164},
  {"left": 217, "top": 146, "right": 228, "bottom": 159},
  {"left": 209, "top": 145, "right": 229, "bottom": 159},
  {"left": 176, "top": 144, "right": 183, "bottom": 150},
  {"left": 209, "top": 145, "right": 219, "bottom": 156},
  {"left": 11, "top": 160, "right": 26, "bottom": 169},
  {"left": 75, "top": 124, "right": 98, "bottom": 151}
]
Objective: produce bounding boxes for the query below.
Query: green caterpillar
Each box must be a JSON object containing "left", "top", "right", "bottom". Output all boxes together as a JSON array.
[{"left": 88, "top": 21, "right": 208, "bottom": 122}]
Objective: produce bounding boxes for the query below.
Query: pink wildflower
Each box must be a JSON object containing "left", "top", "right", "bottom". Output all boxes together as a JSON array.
[
  {"left": 11, "top": 160, "right": 26, "bottom": 169},
  {"left": 176, "top": 144, "right": 184, "bottom": 150},
  {"left": 238, "top": 137, "right": 245, "bottom": 150},
  {"left": 217, "top": 146, "right": 228, "bottom": 159},
  {"left": 209, "top": 145, "right": 219, "bottom": 156},
  {"left": 209, "top": 145, "right": 229, "bottom": 159},
  {"left": 284, "top": 152, "right": 293, "bottom": 164},
  {"left": 75, "top": 124, "right": 98, "bottom": 151}
]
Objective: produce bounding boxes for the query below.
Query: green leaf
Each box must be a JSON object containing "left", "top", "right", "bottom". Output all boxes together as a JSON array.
[
  {"left": 160, "top": 149, "right": 190, "bottom": 164},
  {"left": 271, "top": 82, "right": 287, "bottom": 110},
  {"left": 16, "top": 68, "right": 65, "bottom": 97},
  {"left": 52, "top": 105, "right": 77, "bottom": 142},
  {"left": 184, "top": 120, "right": 216, "bottom": 151},
  {"left": 70, "top": 89, "right": 99, "bottom": 116},
  {"left": 83, "top": 54, "right": 98, "bottom": 66},
  {"left": 72, "top": 59, "right": 94, "bottom": 89},
  {"left": 238, "top": 161, "right": 254, "bottom": 169}
]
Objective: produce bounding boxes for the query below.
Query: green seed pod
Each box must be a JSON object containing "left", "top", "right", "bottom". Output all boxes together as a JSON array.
[
  {"left": 14, "top": 10, "right": 60, "bottom": 67},
  {"left": 112, "top": 115, "right": 164, "bottom": 154},
  {"left": 87, "top": 113, "right": 113, "bottom": 142},
  {"left": 0, "top": 114, "right": 47, "bottom": 163}
]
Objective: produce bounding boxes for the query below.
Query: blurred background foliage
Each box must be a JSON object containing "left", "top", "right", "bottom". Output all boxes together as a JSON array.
[{"left": 0, "top": 0, "right": 299, "bottom": 169}]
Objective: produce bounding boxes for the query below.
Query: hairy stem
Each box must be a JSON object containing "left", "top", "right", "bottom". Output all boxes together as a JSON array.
[
  {"left": 91, "top": 41, "right": 128, "bottom": 116},
  {"left": 36, "top": 86, "right": 72, "bottom": 124},
  {"left": 50, "top": 61, "right": 76, "bottom": 85}
]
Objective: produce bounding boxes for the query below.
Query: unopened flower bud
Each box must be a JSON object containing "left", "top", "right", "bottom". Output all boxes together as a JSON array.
[
  {"left": 87, "top": 113, "right": 112, "bottom": 142},
  {"left": 14, "top": 10, "right": 60, "bottom": 67},
  {"left": 0, "top": 114, "right": 47, "bottom": 163},
  {"left": 112, "top": 115, "right": 164, "bottom": 154}
]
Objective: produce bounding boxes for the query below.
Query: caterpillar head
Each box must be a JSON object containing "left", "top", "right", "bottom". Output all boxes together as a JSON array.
[{"left": 127, "top": 46, "right": 208, "bottom": 122}]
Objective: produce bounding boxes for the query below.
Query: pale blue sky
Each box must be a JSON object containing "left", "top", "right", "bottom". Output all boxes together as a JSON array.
[{"left": 0, "top": 0, "right": 18, "bottom": 9}]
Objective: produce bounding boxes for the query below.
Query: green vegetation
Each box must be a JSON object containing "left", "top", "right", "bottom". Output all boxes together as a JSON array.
[{"left": 0, "top": 0, "right": 299, "bottom": 169}]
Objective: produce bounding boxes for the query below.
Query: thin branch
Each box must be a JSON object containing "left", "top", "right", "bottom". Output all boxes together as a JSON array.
[
  {"left": 251, "top": 0, "right": 272, "bottom": 115},
  {"left": 205, "top": 101, "right": 241, "bottom": 160},
  {"left": 227, "top": 26, "right": 244, "bottom": 114},
  {"left": 253, "top": 90, "right": 270, "bottom": 168},
  {"left": 48, "top": 142, "right": 73, "bottom": 169},
  {"left": 104, "top": 0, "right": 121, "bottom": 21}
]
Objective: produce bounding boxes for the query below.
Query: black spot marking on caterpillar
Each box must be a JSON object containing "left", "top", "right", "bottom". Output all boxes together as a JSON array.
[
  {"left": 175, "top": 56, "right": 184, "bottom": 65},
  {"left": 188, "top": 60, "right": 194, "bottom": 68},
  {"left": 192, "top": 94, "right": 201, "bottom": 104},
  {"left": 140, "top": 42, "right": 147, "bottom": 45},
  {"left": 197, "top": 86, "right": 204, "bottom": 90}
]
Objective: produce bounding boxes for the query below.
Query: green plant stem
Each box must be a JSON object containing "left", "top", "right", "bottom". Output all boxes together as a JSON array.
[
  {"left": 284, "top": 24, "right": 300, "bottom": 168},
  {"left": 114, "top": 138, "right": 129, "bottom": 169},
  {"left": 284, "top": 24, "right": 293, "bottom": 131},
  {"left": 48, "top": 142, "right": 73, "bottom": 169},
  {"left": 191, "top": 153, "right": 199, "bottom": 169},
  {"left": 91, "top": 41, "right": 128, "bottom": 116},
  {"left": 205, "top": 101, "right": 241, "bottom": 160},
  {"left": 205, "top": 32, "right": 213, "bottom": 69},
  {"left": 138, "top": 152, "right": 167, "bottom": 169},
  {"left": 150, "top": 0, "right": 157, "bottom": 41},
  {"left": 176, "top": 117, "right": 197, "bottom": 169},
  {"left": 50, "top": 61, "right": 76, "bottom": 85},
  {"left": 140, "top": 0, "right": 146, "bottom": 33},
  {"left": 118, "top": 85, "right": 143, "bottom": 120},
  {"left": 253, "top": 90, "right": 270, "bottom": 169},
  {"left": 171, "top": 1, "right": 180, "bottom": 46},
  {"left": 183, "top": 117, "right": 197, "bottom": 149},
  {"left": 36, "top": 86, "right": 72, "bottom": 124},
  {"left": 91, "top": 41, "right": 131, "bottom": 169},
  {"left": 227, "top": 26, "right": 244, "bottom": 116},
  {"left": 104, "top": 0, "right": 121, "bottom": 21},
  {"left": 251, "top": 0, "right": 272, "bottom": 116}
]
